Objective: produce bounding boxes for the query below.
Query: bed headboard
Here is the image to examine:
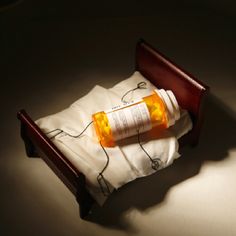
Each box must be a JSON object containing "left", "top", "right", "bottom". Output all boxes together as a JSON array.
[{"left": 136, "top": 39, "right": 209, "bottom": 146}]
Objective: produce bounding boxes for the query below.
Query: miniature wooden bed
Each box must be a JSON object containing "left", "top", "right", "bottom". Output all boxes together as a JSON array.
[{"left": 17, "top": 39, "right": 209, "bottom": 219}]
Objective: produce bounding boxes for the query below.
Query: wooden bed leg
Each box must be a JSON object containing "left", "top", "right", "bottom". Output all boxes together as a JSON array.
[
  {"left": 76, "top": 174, "right": 95, "bottom": 219},
  {"left": 20, "top": 122, "right": 39, "bottom": 158}
]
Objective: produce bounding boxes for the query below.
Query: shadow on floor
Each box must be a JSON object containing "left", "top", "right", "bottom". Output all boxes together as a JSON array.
[{"left": 86, "top": 93, "right": 236, "bottom": 231}]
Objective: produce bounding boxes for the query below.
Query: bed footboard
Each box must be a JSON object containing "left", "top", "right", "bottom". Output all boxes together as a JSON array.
[{"left": 17, "top": 109, "right": 94, "bottom": 218}]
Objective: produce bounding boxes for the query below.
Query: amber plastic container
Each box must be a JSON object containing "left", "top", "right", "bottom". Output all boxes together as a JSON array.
[{"left": 92, "top": 89, "right": 180, "bottom": 147}]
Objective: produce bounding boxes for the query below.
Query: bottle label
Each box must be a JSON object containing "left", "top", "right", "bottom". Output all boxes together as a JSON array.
[{"left": 105, "top": 101, "right": 152, "bottom": 141}]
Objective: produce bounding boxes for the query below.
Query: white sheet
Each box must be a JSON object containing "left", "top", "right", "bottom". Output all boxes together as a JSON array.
[{"left": 36, "top": 71, "right": 193, "bottom": 205}]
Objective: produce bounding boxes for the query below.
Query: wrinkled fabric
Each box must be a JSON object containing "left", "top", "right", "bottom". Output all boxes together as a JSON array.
[{"left": 36, "top": 71, "right": 192, "bottom": 205}]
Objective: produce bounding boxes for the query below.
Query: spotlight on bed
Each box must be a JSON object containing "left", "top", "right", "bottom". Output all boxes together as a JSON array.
[{"left": 17, "top": 39, "right": 209, "bottom": 219}]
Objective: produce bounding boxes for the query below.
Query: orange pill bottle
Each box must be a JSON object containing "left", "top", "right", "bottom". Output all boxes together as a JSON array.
[{"left": 92, "top": 89, "right": 180, "bottom": 147}]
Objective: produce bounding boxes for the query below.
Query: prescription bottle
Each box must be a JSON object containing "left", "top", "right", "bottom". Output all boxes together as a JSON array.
[{"left": 92, "top": 89, "right": 180, "bottom": 147}]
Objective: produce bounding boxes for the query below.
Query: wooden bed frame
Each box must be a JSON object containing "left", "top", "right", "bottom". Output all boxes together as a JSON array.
[{"left": 17, "top": 39, "right": 209, "bottom": 219}]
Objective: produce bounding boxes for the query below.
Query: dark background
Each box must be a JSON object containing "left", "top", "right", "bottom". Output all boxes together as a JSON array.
[{"left": 1, "top": 1, "right": 236, "bottom": 236}]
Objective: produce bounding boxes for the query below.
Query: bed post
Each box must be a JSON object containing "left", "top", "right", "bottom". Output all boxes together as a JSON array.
[
  {"left": 76, "top": 174, "right": 95, "bottom": 219},
  {"left": 19, "top": 115, "right": 39, "bottom": 157}
]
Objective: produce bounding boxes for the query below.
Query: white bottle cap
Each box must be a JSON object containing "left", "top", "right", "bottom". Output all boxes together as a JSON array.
[
  {"left": 166, "top": 90, "right": 180, "bottom": 121},
  {"left": 154, "top": 89, "right": 180, "bottom": 127}
]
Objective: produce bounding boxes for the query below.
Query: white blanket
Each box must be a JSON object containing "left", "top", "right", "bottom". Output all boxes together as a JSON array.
[{"left": 36, "top": 72, "right": 192, "bottom": 205}]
